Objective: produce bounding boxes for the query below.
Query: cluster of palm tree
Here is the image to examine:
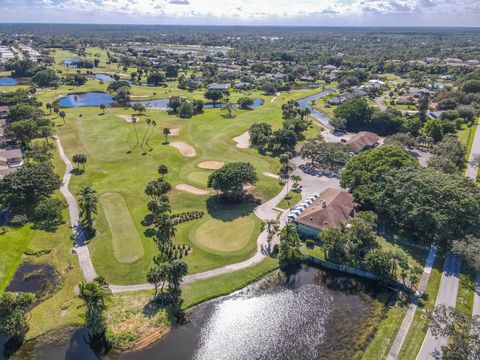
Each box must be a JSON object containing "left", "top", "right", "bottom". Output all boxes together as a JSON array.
[
  {"left": 78, "top": 276, "right": 111, "bottom": 340},
  {"left": 261, "top": 219, "right": 280, "bottom": 252},
  {"left": 78, "top": 186, "right": 97, "bottom": 238},
  {"left": 144, "top": 166, "right": 189, "bottom": 301},
  {"left": 131, "top": 117, "right": 157, "bottom": 152}
]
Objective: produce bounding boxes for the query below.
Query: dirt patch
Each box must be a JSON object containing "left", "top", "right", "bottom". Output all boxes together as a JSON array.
[
  {"left": 169, "top": 128, "right": 181, "bottom": 136},
  {"left": 233, "top": 131, "right": 250, "bottom": 149},
  {"left": 198, "top": 161, "right": 224, "bottom": 170},
  {"left": 169, "top": 141, "right": 196, "bottom": 157},
  {"left": 175, "top": 184, "right": 210, "bottom": 195},
  {"left": 263, "top": 172, "right": 279, "bottom": 179},
  {"left": 117, "top": 114, "right": 138, "bottom": 123}
]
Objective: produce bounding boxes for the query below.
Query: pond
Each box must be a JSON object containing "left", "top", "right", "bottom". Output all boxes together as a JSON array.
[
  {"left": 30, "top": 265, "right": 390, "bottom": 360},
  {"left": 130, "top": 98, "right": 264, "bottom": 110},
  {"left": 0, "top": 77, "right": 29, "bottom": 86},
  {"left": 91, "top": 73, "right": 116, "bottom": 82},
  {"left": 57, "top": 92, "right": 115, "bottom": 108},
  {"left": 6, "top": 262, "right": 59, "bottom": 296},
  {"left": 298, "top": 89, "right": 333, "bottom": 126}
]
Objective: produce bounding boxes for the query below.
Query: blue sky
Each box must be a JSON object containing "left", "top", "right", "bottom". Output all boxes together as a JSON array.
[{"left": 1, "top": 0, "right": 479, "bottom": 26}]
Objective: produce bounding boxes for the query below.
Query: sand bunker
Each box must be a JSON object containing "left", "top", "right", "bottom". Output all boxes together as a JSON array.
[
  {"left": 117, "top": 114, "right": 139, "bottom": 123},
  {"left": 169, "top": 141, "right": 196, "bottom": 157},
  {"left": 175, "top": 184, "right": 210, "bottom": 195},
  {"left": 169, "top": 128, "right": 181, "bottom": 136},
  {"left": 198, "top": 161, "right": 224, "bottom": 170},
  {"left": 129, "top": 95, "right": 149, "bottom": 99},
  {"left": 233, "top": 131, "right": 250, "bottom": 149},
  {"left": 263, "top": 172, "right": 280, "bottom": 179}
]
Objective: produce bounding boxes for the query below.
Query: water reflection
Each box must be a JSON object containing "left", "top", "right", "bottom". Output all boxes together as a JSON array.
[{"left": 25, "top": 266, "right": 386, "bottom": 360}]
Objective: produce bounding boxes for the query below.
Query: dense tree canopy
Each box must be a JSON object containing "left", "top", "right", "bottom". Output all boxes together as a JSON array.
[
  {"left": 340, "top": 145, "right": 418, "bottom": 207},
  {"left": 207, "top": 162, "right": 257, "bottom": 200},
  {"left": 375, "top": 167, "right": 480, "bottom": 242}
]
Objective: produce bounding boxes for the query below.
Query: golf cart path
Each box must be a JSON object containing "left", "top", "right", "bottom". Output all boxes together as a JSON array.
[{"left": 56, "top": 135, "right": 288, "bottom": 293}]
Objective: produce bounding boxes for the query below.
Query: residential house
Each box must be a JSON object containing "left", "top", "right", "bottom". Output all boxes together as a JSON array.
[
  {"left": 294, "top": 188, "right": 356, "bottom": 237},
  {"left": 346, "top": 131, "right": 379, "bottom": 153},
  {"left": 207, "top": 83, "right": 230, "bottom": 91},
  {"left": 0, "top": 149, "right": 23, "bottom": 168}
]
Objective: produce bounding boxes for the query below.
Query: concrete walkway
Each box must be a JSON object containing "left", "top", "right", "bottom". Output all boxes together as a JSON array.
[
  {"left": 56, "top": 137, "right": 98, "bottom": 282},
  {"left": 387, "top": 244, "right": 437, "bottom": 360}
]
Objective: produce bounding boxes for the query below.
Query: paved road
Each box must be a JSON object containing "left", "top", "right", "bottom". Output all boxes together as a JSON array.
[
  {"left": 387, "top": 244, "right": 438, "bottom": 360},
  {"left": 416, "top": 122, "right": 480, "bottom": 359},
  {"left": 467, "top": 124, "right": 480, "bottom": 320}
]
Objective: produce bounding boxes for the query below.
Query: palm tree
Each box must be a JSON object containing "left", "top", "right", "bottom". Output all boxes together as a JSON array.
[
  {"left": 163, "top": 128, "right": 171, "bottom": 144},
  {"left": 261, "top": 219, "right": 280, "bottom": 248},
  {"left": 99, "top": 79, "right": 104, "bottom": 89},
  {"left": 158, "top": 164, "right": 168, "bottom": 179},
  {"left": 99, "top": 103, "right": 106, "bottom": 114},
  {"left": 78, "top": 278, "right": 110, "bottom": 337},
  {"left": 222, "top": 101, "right": 236, "bottom": 119},
  {"left": 131, "top": 117, "right": 139, "bottom": 149},
  {"left": 291, "top": 175, "right": 302, "bottom": 191},
  {"left": 145, "top": 119, "right": 156, "bottom": 149},
  {"left": 141, "top": 118, "right": 152, "bottom": 149},
  {"left": 59, "top": 111, "right": 66, "bottom": 124},
  {"left": 78, "top": 186, "right": 97, "bottom": 235},
  {"left": 46, "top": 103, "right": 52, "bottom": 114}
]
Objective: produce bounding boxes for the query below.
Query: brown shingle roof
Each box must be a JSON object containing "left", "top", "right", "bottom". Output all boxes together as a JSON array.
[
  {"left": 346, "top": 131, "right": 379, "bottom": 152},
  {"left": 294, "top": 188, "right": 355, "bottom": 231}
]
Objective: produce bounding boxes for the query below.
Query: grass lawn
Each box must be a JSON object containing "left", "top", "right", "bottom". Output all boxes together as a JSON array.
[
  {"left": 363, "top": 301, "right": 409, "bottom": 360},
  {"left": 456, "top": 269, "right": 476, "bottom": 316},
  {"left": 45, "top": 81, "right": 327, "bottom": 284},
  {"left": 396, "top": 254, "right": 444, "bottom": 360},
  {"left": 276, "top": 190, "right": 302, "bottom": 209},
  {"left": 457, "top": 120, "right": 478, "bottom": 162},
  {"left": 181, "top": 257, "right": 278, "bottom": 309},
  {"left": 100, "top": 192, "right": 144, "bottom": 263},
  {"left": 0, "top": 226, "right": 35, "bottom": 291}
]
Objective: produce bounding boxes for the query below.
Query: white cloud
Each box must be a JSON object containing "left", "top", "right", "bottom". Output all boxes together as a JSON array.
[{"left": 0, "top": 0, "right": 478, "bottom": 26}]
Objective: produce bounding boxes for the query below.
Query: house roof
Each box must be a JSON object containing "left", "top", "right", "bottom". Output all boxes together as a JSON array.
[
  {"left": 0, "top": 106, "right": 8, "bottom": 114},
  {"left": 294, "top": 188, "right": 355, "bottom": 231},
  {"left": 0, "top": 149, "right": 22, "bottom": 160},
  {"left": 346, "top": 131, "right": 379, "bottom": 152},
  {"left": 207, "top": 83, "right": 230, "bottom": 90}
]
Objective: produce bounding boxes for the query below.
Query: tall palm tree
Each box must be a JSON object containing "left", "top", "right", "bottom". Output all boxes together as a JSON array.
[
  {"left": 145, "top": 119, "right": 156, "bottom": 149},
  {"left": 78, "top": 186, "right": 97, "bottom": 234},
  {"left": 158, "top": 164, "right": 168, "bottom": 179},
  {"left": 141, "top": 118, "right": 152, "bottom": 150},
  {"left": 131, "top": 117, "right": 139, "bottom": 149},
  {"left": 78, "top": 278, "right": 110, "bottom": 337},
  {"left": 261, "top": 219, "right": 280, "bottom": 246},
  {"left": 163, "top": 128, "right": 171, "bottom": 144}
]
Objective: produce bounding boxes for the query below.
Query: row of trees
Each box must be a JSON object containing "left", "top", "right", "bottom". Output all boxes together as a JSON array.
[
  {"left": 145, "top": 165, "right": 188, "bottom": 302},
  {"left": 340, "top": 145, "right": 480, "bottom": 243}
]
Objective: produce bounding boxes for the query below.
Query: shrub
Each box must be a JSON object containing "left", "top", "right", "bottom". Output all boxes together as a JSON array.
[
  {"left": 9, "top": 214, "right": 28, "bottom": 227},
  {"left": 306, "top": 239, "right": 315, "bottom": 248}
]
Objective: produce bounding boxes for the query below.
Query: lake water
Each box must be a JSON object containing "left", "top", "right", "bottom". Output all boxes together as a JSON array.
[
  {"left": 57, "top": 92, "right": 115, "bottom": 107},
  {"left": 298, "top": 89, "right": 333, "bottom": 126},
  {"left": 0, "top": 77, "right": 29, "bottom": 86},
  {"left": 31, "top": 265, "right": 387, "bottom": 360},
  {"left": 130, "top": 98, "right": 264, "bottom": 110},
  {"left": 91, "top": 73, "right": 116, "bottom": 82}
]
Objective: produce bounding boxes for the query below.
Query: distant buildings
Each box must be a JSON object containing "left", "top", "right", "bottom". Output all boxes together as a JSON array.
[{"left": 207, "top": 83, "right": 230, "bottom": 90}]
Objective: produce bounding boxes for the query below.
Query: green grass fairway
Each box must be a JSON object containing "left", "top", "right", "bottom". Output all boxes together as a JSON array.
[
  {"left": 100, "top": 192, "right": 144, "bottom": 263},
  {"left": 193, "top": 216, "right": 256, "bottom": 253}
]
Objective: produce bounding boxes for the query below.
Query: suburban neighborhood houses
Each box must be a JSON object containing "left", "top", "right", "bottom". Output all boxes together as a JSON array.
[{"left": 0, "top": 20, "right": 479, "bottom": 360}]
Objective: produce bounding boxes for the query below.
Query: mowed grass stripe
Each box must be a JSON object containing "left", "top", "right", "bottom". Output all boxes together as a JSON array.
[{"left": 100, "top": 192, "right": 144, "bottom": 263}]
